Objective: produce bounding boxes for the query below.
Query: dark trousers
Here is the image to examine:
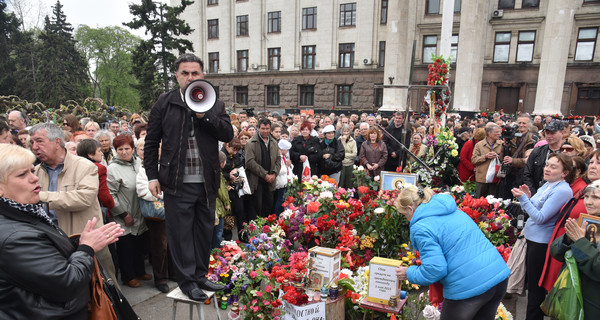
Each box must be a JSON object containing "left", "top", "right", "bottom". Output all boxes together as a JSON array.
[
  {"left": 248, "top": 180, "right": 273, "bottom": 220},
  {"left": 440, "top": 278, "right": 508, "bottom": 320},
  {"left": 273, "top": 187, "right": 287, "bottom": 216},
  {"left": 526, "top": 240, "right": 548, "bottom": 320},
  {"left": 230, "top": 191, "right": 246, "bottom": 234},
  {"left": 339, "top": 165, "right": 354, "bottom": 189},
  {"left": 475, "top": 182, "right": 499, "bottom": 198},
  {"left": 116, "top": 232, "right": 148, "bottom": 283},
  {"left": 164, "top": 183, "right": 215, "bottom": 293},
  {"left": 145, "top": 218, "right": 174, "bottom": 286}
]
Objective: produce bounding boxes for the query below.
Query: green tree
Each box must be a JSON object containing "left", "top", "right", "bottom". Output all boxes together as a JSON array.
[
  {"left": 75, "top": 25, "right": 141, "bottom": 110},
  {"left": 37, "top": 0, "right": 90, "bottom": 108},
  {"left": 0, "top": 1, "right": 21, "bottom": 95},
  {"left": 124, "top": 0, "right": 194, "bottom": 109}
]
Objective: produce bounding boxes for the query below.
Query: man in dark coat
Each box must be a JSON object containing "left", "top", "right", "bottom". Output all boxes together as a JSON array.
[
  {"left": 384, "top": 112, "right": 412, "bottom": 171},
  {"left": 523, "top": 120, "right": 565, "bottom": 196},
  {"left": 145, "top": 53, "right": 233, "bottom": 301}
]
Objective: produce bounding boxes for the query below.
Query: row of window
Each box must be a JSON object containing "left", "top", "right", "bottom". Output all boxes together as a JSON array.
[
  {"left": 422, "top": 27, "right": 598, "bottom": 64},
  {"left": 232, "top": 85, "right": 354, "bottom": 106},
  {"left": 207, "top": 1, "right": 392, "bottom": 39},
  {"left": 207, "top": 42, "right": 386, "bottom": 73}
]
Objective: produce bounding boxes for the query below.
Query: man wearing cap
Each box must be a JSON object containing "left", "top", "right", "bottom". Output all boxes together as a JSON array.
[
  {"left": 244, "top": 118, "right": 281, "bottom": 219},
  {"left": 523, "top": 120, "right": 566, "bottom": 195},
  {"left": 319, "top": 124, "right": 345, "bottom": 183}
]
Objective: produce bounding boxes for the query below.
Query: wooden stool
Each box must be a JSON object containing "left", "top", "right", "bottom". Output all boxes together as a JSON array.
[{"left": 166, "top": 287, "right": 222, "bottom": 320}]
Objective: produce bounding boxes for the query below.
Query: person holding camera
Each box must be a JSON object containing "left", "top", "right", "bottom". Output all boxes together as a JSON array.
[
  {"left": 291, "top": 121, "right": 323, "bottom": 179},
  {"left": 499, "top": 116, "right": 536, "bottom": 199},
  {"left": 221, "top": 138, "right": 245, "bottom": 241}
]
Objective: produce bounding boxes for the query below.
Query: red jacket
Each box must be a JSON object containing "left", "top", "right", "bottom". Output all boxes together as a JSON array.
[
  {"left": 94, "top": 163, "right": 114, "bottom": 211},
  {"left": 539, "top": 196, "right": 586, "bottom": 291},
  {"left": 458, "top": 139, "right": 476, "bottom": 183}
]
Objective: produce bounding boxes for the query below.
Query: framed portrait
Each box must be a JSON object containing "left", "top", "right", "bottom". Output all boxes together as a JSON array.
[
  {"left": 379, "top": 171, "right": 418, "bottom": 191},
  {"left": 578, "top": 213, "right": 600, "bottom": 251}
]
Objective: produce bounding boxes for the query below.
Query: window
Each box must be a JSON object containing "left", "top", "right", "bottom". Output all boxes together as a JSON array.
[
  {"left": 302, "top": 45, "right": 316, "bottom": 69},
  {"left": 426, "top": 0, "right": 440, "bottom": 14},
  {"left": 208, "top": 52, "right": 219, "bottom": 73},
  {"left": 450, "top": 35, "right": 458, "bottom": 62},
  {"left": 208, "top": 19, "right": 218, "bottom": 39},
  {"left": 381, "top": 0, "right": 388, "bottom": 24},
  {"left": 575, "top": 27, "right": 598, "bottom": 61},
  {"left": 236, "top": 15, "right": 248, "bottom": 36},
  {"left": 337, "top": 85, "right": 353, "bottom": 106},
  {"left": 268, "top": 11, "right": 281, "bottom": 33},
  {"left": 302, "top": 7, "right": 317, "bottom": 30},
  {"left": 268, "top": 48, "right": 280, "bottom": 70},
  {"left": 235, "top": 86, "right": 248, "bottom": 105},
  {"left": 207, "top": 0, "right": 218, "bottom": 5},
  {"left": 583, "top": 0, "right": 600, "bottom": 3},
  {"left": 375, "top": 87, "right": 383, "bottom": 108},
  {"left": 300, "top": 85, "right": 314, "bottom": 106},
  {"left": 422, "top": 35, "right": 437, "bottom": 63},
  {"left": 267, "top": 86, "right": 280, "bottom": 105},
  {"left": 493, "top": 32, "right": 511, "bottom": 63},
  {"left": 454, "top": 0, "right": 461, "bottom": 13},
  {"left": 237, "top": 50, "right": 248, "bottom": 72},
  {"left": 522, "top": 0, "right": 539, "bottom": 8},
  {"left": 516, "top": 31, "right": 535, "bottom": 62},
  {"left": 378, "top": 41, "right": 386, "bottom": 67},
  {"left": 498, "top": 0, "right": 515, "bottom": 9},
  {"left": 339, "top": 43, "right": 355, "bottom": 68},
  {"left": 339, "top": 3, "right": 356, "bottom": 27}
]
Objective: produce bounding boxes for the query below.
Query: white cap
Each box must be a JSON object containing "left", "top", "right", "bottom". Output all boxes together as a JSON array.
[
  {"left": 278, "top": 139, "right": 292, "bottom": 150},
  {"left": 322, "top": 125, "right": 335, "bottom": 134}
]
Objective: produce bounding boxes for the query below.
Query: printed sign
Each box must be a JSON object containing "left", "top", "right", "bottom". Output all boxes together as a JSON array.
[
  {"left": 282, "top": 301, "right": 326, "bottom": 320},
  {"left": 367, "top": 257, "right": 402, "bottom": 304}
]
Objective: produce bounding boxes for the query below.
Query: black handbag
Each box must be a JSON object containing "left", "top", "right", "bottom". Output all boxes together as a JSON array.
[{"left": 97, "top": 261, "right": 140, "bottom": 320}]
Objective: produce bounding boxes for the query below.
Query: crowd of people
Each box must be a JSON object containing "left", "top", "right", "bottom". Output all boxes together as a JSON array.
[{"left": 1, "top": 54, "right": 600, "bottom": 317}]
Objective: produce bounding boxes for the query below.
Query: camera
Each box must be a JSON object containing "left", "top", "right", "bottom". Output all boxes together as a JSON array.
[
  {"left": 501, "top": 126, "right": 516, "bottom": 141},
  {"left": 230, "top": 171, "right": 244, "bottom": 191},
  {"left": 243, "top": 107, "right": 255, "bottom": 117}
]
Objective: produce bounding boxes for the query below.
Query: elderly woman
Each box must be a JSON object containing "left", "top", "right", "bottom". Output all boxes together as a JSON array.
[
  {"left": 471, "top": 124, "right": 504, "bottom": 198},
  {"left": 511, "top": 153, "right": 573, "bottom": 320},
  {"left": 550, "top": 180, "right": 600, "bottom": 320},
  {"left": 95, "top": 130, "right": 116, "bottom": 166},
  {"left": 319, "top": 125, "right": 345, "bottom": 183},
  {"left": 107, "top": 134, "right": 149, "bottom": 288},
  {"left": 339, "top": 124, "right": 357, "bottom": 189},
  {"left": 84, "top": 121, "right": 100, "bottom": 139},
  {"left": 135, "top": 137, "right": 173, "bottom": 293},
  {"left": 0, "top": 144, "right": 123, "bottom": 319},
  {"left": 359, "top": 128, "right": 388, "bottom": 179},
  {"left": 291, "top": 121, "right": 322, "bottom": 179},
  {"left": 395, "top": 186, "right": 510, "bottom": 320},
  {"left": 405, "top": 133, "right": 427, "bottom": 171}
]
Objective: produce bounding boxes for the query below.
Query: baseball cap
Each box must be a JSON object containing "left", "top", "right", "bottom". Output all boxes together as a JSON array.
[
  {"left": 580, "top": 135, "right": 596, "bottom": 150},
  {"left": 322, "top": 125, "right": 335, "bottom": 134},
  {"left": 543, "top": 120, "right": 565, "bottom": 132}
]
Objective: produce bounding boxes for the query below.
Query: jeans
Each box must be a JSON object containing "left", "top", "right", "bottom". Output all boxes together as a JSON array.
[
  {"left": 440, "top": 278, "right": 508, "bottom": 320},
  {"left": 211, "top": 218, "right": 224, "bottom": 249},
  {"left": 273, "top": 187, "right": 287, "bottom": 216}
]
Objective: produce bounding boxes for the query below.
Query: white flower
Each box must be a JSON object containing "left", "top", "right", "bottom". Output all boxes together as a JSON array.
[
  {"left": 374, "top": 208, "right": 385, "bottom": 215},
  {"left": 319, "top": 191, "right": 333, "bottom": 199},
  {"left": 321, "top": 181, "right": 331, "bottom": 188},
  {"left": 422, "top": 305, "right": 441, "bottom": 320},
  {"left": 280, "top": 209, "right": 294, "bottom": 220},
  {"left": 351, "top": 229, "right": 357, "bottom": 236},
  {"left": 357, "top": 165, "right": 365, "bottom": 171},
  {"left": 374, "top": 175, "right": 380, "bottom": 181}
]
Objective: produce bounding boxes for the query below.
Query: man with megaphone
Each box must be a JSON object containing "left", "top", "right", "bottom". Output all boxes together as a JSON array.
[{"left": 144, "top": 53, "right": 234, "bottom": 301}]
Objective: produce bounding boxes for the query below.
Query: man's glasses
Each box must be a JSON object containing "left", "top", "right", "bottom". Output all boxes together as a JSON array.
[{"left": 560, "top": 146, "right": 574, "bottom": 152}]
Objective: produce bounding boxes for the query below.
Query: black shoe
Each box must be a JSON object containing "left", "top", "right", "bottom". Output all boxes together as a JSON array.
[
  {"left": 198, "top": 279, "right": 226, "bottom": 292},
  {"left": 185, "top": 288, "right": 208, "bottom": 301},
  {"left": 156, "top": 284, "right": 169, "bottom": 293}
]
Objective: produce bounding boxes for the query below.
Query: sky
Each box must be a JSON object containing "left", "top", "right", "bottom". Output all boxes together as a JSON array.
[{"left": 9, "top": 0, "right": 169, "bottom": 38}]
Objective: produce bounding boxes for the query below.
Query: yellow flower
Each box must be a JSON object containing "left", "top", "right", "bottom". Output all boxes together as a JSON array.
[
  {"left": 402, "top": 257, "right": 409, "bottom": 262},
  {"left": 451, "top": 149, "right": 458, "bottom": 157},
  {"left": 402, "top": 243, "right": 408, "bottom": 248}
]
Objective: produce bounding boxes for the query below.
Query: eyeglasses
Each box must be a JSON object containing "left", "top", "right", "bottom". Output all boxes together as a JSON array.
[
  {"left": 560, "top": 146, "right": 574, "bottom": 152},
  {"left": 63, "top": 123, "right": 69, "bottom": 126}
]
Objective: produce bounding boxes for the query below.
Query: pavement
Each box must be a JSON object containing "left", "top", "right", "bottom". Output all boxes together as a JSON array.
[{"left": 123, "top": 265, "right": 536, "bottom": 320}]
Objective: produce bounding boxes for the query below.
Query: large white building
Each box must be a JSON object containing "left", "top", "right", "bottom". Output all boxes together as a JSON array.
[{"left": 174, "top": 0, "right": 600, "bottom": 115}]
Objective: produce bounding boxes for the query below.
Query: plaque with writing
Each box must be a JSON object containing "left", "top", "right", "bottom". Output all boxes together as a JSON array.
[{"left": 366, "top": 257, "right": 402, "bottom": 305}]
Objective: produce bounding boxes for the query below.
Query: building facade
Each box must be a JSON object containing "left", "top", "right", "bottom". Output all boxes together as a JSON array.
[{"left": 174, "top": 0, "right": 600, "bottom": 115}]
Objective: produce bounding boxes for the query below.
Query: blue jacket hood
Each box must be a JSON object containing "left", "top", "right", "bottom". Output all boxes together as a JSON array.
[{"left": 410, "top": 193, "right": 456, "bottom": 227}]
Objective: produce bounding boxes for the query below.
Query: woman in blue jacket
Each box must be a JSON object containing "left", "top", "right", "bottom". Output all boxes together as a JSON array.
[{"left": 395, "top": 186, "right": 510, "bottom": 320}]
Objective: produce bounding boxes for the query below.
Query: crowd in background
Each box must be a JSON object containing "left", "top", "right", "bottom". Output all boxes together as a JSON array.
[{"left": 1, "top": 108, "right": 600, "bottom": 309}]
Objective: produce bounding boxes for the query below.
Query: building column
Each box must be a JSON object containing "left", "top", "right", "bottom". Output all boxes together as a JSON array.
[
  {"left": 453, "top": 0, "right": 491, "bottom": 112},
  {"left": 380, "top": 0, "right": 416, "bottom": 112},
  {"left": 532, "top": 0, "right": 577, "bottom": 115}
]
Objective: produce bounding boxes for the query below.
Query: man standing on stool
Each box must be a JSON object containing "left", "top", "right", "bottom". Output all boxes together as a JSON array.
[{"left": 145, "top": 53, "right": 233, "bottom": 301}]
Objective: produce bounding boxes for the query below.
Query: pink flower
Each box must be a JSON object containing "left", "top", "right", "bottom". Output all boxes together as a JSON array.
[
  {"left": 250, "top": 271, "right": 257, "bottom": 279},
  {"left": 263, "top": 300, "right": 270, "bottom": 306},
  {"left": 265, "top": 285, "right": 272, "bottom": 293},
  {"left": 257, "top": 291, "right": 263, "bottom": 298},
  {"left": 252, "top": 306, "right": 259, "bottom": 313}
]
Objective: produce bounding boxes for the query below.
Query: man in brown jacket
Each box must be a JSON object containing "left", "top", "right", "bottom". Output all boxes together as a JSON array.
[
  {"left": 471, "top": 124, "right": 504, "bottom": 198},
  {"left": 245, "top": 118, "right": 281, "bottom": 220},
  {"left": 30, "top": 123, "right": 118, "bottom": 287}
]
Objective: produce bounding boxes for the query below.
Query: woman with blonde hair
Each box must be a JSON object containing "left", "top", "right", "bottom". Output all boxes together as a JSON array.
[
  {"left": 560, "top": 136, "right": 586, "bottom": 158},
  {"left": 84, "top": 121, "right": 100, "bottom": 138},
  {"left": 395, "top": 186, "right": 510, "bottom": 320}
]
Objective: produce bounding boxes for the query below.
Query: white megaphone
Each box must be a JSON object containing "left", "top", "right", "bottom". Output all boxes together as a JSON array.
[{"left": 183, "top": 79, "right": 217, "bottom": 113}]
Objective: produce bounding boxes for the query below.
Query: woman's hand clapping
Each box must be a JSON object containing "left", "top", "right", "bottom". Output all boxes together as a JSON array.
[{"left": 79, "top": 217, "right": 124, "bottom": 253}]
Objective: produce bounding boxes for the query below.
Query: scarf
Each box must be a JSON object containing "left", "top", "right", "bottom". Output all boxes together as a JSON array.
[{"left": 0, "top": 197, "right": 58, "bottom": 230}]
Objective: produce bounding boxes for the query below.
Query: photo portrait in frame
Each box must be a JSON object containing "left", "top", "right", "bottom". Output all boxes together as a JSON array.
[
  {"left": 578, "top": 213, "right": 600, "bottom": 250},
  {"left": 379, "top": 171, "right": 418, "bottom": 191}
]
